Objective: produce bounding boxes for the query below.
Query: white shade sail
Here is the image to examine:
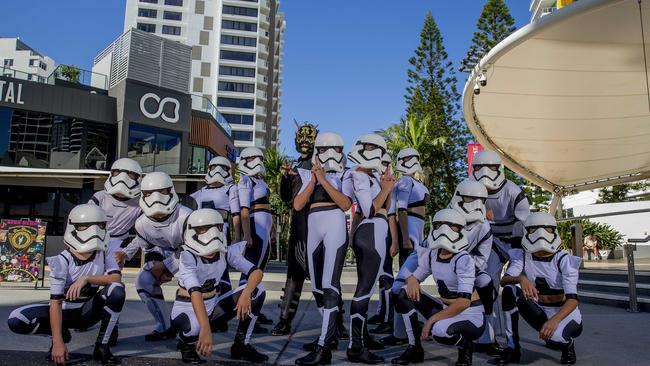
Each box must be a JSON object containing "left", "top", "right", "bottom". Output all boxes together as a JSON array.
[{"left": 462, "top": 0, "right": 650, "bottom": 194}]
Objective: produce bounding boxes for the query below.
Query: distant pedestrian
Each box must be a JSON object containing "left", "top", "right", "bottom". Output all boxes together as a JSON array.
[{"left": 584, "top": 234, "right": 599, "bottom": 260}]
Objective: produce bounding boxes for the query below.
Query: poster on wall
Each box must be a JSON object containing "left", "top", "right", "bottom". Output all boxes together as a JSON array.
[{"left": 0, "top": 220, "right": 46, "bottom": 282}]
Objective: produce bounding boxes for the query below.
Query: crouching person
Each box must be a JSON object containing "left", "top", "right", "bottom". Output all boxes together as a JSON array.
[
  {"left": 171, "top": 209, "right": 268, "bottom": 364},
  {"left": 8, "top": 204, "right": 125, "bottom": 365},
  {"left": 495, "top": 212, "right": 583, "bottom": 365},
  {"left": 393, "top": 209, "right": 484, "bottom": 366}
]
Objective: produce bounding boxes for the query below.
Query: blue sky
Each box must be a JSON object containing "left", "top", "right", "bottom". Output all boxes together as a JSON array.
[{"left": 0, "top": 0, "right": 530, "bottom": 157}]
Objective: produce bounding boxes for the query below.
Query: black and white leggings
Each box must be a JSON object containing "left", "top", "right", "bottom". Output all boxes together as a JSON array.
[
  {"left": 8, "top": 282, "right": 126, "bottom": 345},
  {"left": 395, "top": 288, "right": 484, "bottom": 347},
  {"left": 171, "top": 283, "right": 266, "bottom": 345},
  {"left": 349, "top": 216, "right": 389, "bottom": 349},
  {"left": 502, "top": 285, "right": 583, "bottom": 349},
  {"left": 240, "top": 210, "right": 272, "bottom": 284},
  {"left": 136, "top": 254, "right": 175, "bottom": 333},
  {"left": 307, "top": 207, "right": 348, "bottom": 347}
]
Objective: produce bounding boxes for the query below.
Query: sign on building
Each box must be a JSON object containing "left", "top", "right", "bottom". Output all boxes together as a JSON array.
[{"left": 0, "top": 219, "right": 46, "bottom": 282}]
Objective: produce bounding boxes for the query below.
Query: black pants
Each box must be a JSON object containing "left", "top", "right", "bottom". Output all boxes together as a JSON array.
[
  {"left": 278, "top": 208, "right": 309, "bottom": 323},
  {"left": 8, "top": 282, "right": 126, "bottom": 345}
]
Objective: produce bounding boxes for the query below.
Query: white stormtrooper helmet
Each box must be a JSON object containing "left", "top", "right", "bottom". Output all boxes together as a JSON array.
[
  {"left": 237, "top": 147, "right": 266, "bottom": 176},
  {"left": 183, "top": 209, "right": 228, "bottom": 257},
  {"left": 63, "top": 204, "right": 109, "bottom": 253},
  {"left": 396, "top": 148, "right": 422, "bottom": 176},
  {"left": 104, "top": 158, "right": 142, "bottom": 199},
  {"left": 425, "top": 208, "right": 469, "bottom": 253},
  {"left": 205, "top": 156, "right": 233, "bottom": 185},
  {"left": 522, "top": 212, "right": 561, "bottom": 254},
  {"left": 313, "top": 132, "right": 345, "bottom": 173},
  {"left": 379, "top": 153, "right": 392, "bottom": 174},
  {"left": 449, "top": 179, "right": 488, "bottom": 224},
  {"left": 139, "top": 172, "right": 179, "bottom": 218},
  {"left": 472, "top": 150, "right": 506, "bottom": 191},
  {"left": 347, "top": 133, "right": 387, "bottom": 172}
]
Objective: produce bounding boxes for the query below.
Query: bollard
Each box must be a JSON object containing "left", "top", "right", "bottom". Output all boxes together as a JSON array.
[
  {"left": 625, "top": 243, "right": 639, "bottom": 313},
  {"left": 571, "top": 223, "right": 584, "bottom": 269}
]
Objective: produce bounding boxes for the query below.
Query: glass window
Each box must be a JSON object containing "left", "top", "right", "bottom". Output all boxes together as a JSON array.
[
  {"left": 0, "top": 107, "right": 11, "bottom": 166},
  {"left": 219, "top": 66, "right": 255, "bottom": 78},
  {"left": 162, "top": 25, "right": 182, "bottom": 35},
  {"left": 222, "top": 113, "right": 254, "bottom": 125},
  {"left": 140, "top": 0, "right": 158, "bottom": 3},
  {"left": 189, "top": 146, "right": 211, "bottom": 174},
  {"left": 29, "top": 59, "right": 38, "bottom": 66},
  {"left": 164, "top": 0, "right": 183, "bottom": 6},
  {"left": 127, "top": 123, "right": 181, "bottom": 174},
  {"left": 85, "top": 122, "right": 114, "bottom": 170},
  {"left": 39, "top": 62, "right": 47, "bottom": 71},
  {"left": 138, "top": 8, "right": 157, "bottom": 18},
  {"left": 217, "top": 97, "right": 254, "bottom": 109},
  {"left": 3, "top": 59, "right": 13, "bottom": 67},
  {"left": 221, "top": 35, "right": 256, "bottom": 47},
  {"left": 220, "top": 50, "right": 255, "bottom": 62},
  {"left": 221, "top": 20, "right": 257, "bottom": 32},
  {"left": 137, "top": 23, "right": 156, "bottom": 33},
  {"left": 223, "top": 5, "right": 258, "bottom": 17},
  {"left": 232, "top": 131, "right": 253, "bottom": 141},
  {"left": 164, "top": 11, "right": 182, "bottom": 20},
  {"left": 218, "top": 81, "right": 255, "bottom": 93}
]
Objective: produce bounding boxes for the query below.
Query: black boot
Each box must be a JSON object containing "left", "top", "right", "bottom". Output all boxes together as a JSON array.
[
  {"left": 272, "top": 318, "right": 292, "bottom": 336},
  {"left": 108, "top": 326, "right": 119, "bottom": 347},
  {"left": 177, "top": 340, "right": 205, "bottom": 364},
  {"left": 380, "top": 334, "right": 408, "bottom": 346},
  {"left": 456, "top": 340, "right": 473, "bottom": 366},
  {"left": 303, "top": 337, "right": 338, "bottom": 351},
  {"left": 231, "top": 341, "right": 269, "bottom": 363},
  {"left": 336, "top": 309, "right": 349, "bottom": 340},
  {"left": 370, "top": 322, "right": 392, "bottom": 334},
  {"left": 144, "top": 327, "right": 176, "bottom": 341},
  {"left": 474, "top": 341, "right": 504, "bottom": 356},
  {"left": 93, "top": 344, "right": 121, "bottom": 365},
  {"left": 257, "top": 312, "right": 273, "bottom": 325},
  {"left": 295, "top": 345, "right": 332, "bottom": 366},
  {"left": 364, "top": 329, "right": 384, "bottom": 350},
  {"left": 346, "top": 347, "right": 385, "bottom": 364},
  {"left": 391, "top": 345, "right": 424, "bottom": 365},
  {"left": 494, "top": 348, "right": 521, "bottom": 365},
  {"left": 367, "top": 314, "right": 383, "bottom": 325},
  {"left": 253, "top": 322, "right": 269, "bottom": 334},
  {"left": 560, "top": 343, "right": 577, "bottom": 364}
]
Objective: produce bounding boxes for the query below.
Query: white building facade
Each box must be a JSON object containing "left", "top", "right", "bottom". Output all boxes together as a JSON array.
[
  {"left": 0, "top": 38, "right": 56, "bottom": 83},
  {"left": 123, "top": 0, "right": 284, "bottom": 150}
]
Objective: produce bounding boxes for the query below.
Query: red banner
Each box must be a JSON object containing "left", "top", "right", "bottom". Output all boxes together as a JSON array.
[{"left": 467, "top": 143, "right": 484, "bottom": 175}]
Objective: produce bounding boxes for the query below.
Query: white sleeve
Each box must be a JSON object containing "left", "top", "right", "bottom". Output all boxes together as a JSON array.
[
  {"left": 455, "top": 254, "right": 476, "bottom": 296},
  {"left": 396, "top": 177, "right": 412, "bottom": 212},
  {"left": 163, "top": 252, "right": 180, "bottom": 274},
  {"left": 352, "top": 171, "right": 374, "bottom": 219},
  {"left": 47, "top": 255, "right": 68, "bottom": 299},
  {"left": 104, "top": 241, "right": 122, "bottom": 275},
  {"left": 504, "top": 248, "right": 525, "bottom": 277},
  {"left": 412, "top": 250, "right": 433, "bottom": 282},
  {"left": 178, "top": 251, "right": 201, "bottom": 292},
  {"left": 229, "top": 185, "right": 241, "bottom": 215},
  {"left": 559, "top": 252, "right": 581, "bottom": 297},
  {"left": 226, "top": 241, "right": 257, "bottom": 275},
  {"left": 238, "top": 175, "right": 253, "bottom": 209},
  {"left": 469, "top": 226, "right": 492, "bottom": 272}
]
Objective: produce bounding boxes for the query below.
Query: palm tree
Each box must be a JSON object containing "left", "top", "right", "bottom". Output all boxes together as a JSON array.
[{"left": 262, "top": 147, "right": 292, "bottom": 260}]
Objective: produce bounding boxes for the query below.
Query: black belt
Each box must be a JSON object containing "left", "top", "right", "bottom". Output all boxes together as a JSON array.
[{"left": 309, "top": 205, "right": 341, "bottom": 214}]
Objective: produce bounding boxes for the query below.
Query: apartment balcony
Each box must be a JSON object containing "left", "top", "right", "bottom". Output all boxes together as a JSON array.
[
  {"left": 257, "top": 75, "right": 268, "bottom": 85},
  {"left": 258, "top": 44, "right": 269, "bottom": 56},
  {"left": 256, "top": 105, "right": 267, "bottom": 116},
  {"left": 257, "top": 59, "right": 269, "bottom": 71},
  {"left": 256, "top": 90, "right": 267, "bottom": 101},
  {"left": 255, "top": 122, "right": 266, "bottom": 133}
]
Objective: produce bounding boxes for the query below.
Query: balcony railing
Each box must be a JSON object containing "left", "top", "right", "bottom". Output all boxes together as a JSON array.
[
  {"left": 191, "top": 94, "right": 233, "bottom": 136},
  {"left": 47, "top": 64, "right": 108, "bottom": 90},
  {"left": 0, "top": 66, "right": 32, "bottom": 81}
]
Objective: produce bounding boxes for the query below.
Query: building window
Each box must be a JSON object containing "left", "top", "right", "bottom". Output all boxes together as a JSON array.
[
  {"left": 218, "top": 81, "right": 254, "bottom": 93},
  {"left": 222, "top": 113, "right": 254, "bottom": 125},
  {"left": 222, "top": 20, "right": 257, "bottom": 32},
  {"left": 219, "top": 66, "right": 255, "bottom": 78},
  {"left": 232, "top": 131, "right": 253, "bottom": 141},
  {"left": 138, "top": 8, "right": 158, "bottom": 18},
  {"left": 164, "top": 0, "right": 183, "bottom": 6},
  {"left": 162, "top": 25, "right": 182, "bottom": 35},
  {"left": 164, "top": 11, "right": 182, "bottom": 20},
  {"left": 39, "top": 62, "right": 47, "bottom": 71},
  {"left": 220, "top": 50, "right": 255, "bottom": 62},
  {"left": 221, "top": 35, "right": 256, "bottom": 47},
  {"left": 27, "top": 74, "right": 33, "bottom": 81},
  {"left": 29, "top": 59, "right": 38, "bottom": 67},
  {"left": 223, "top": 5, "right": 258, "bottom": 17},
  {"left": 188, "top": 146, "right": 216, "bottom": 174},
  {"left": 3, "top": 59, "right": 13, "bottom": 67},
  {"left": 217, "top": 97, "right": 254, "bottom": 109},
  {"left": 139, "top": 0, "right": 158, "bottom": 3},
  {"left": 137, "top": 23, "right": 156, "bottom": 33},
  {"left": 127, "top": 123, "right": 181, "bottom": 174}
]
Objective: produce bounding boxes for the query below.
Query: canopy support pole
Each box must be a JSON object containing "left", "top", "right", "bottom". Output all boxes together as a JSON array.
[{"left": 549, "top": 192, "right": 563, "bottom": 217}]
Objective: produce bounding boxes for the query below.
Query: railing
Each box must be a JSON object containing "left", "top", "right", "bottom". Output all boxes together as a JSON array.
[
  {"left": 0, "top": 66, "right": 33, "bottom": 81},
  {"left": 47, "top": 64, "right": 108, "bottom": 90},
  {"left": 191, "top": 94, "right": 232, "bottom": 136}
]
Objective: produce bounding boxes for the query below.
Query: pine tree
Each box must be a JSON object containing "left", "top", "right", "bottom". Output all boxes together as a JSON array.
[
  {"left": 459, "top": 0, "right": 516, "bottom": 74},
  {"left": 404, "top": 11, "right": 469, "bottom": 212}
]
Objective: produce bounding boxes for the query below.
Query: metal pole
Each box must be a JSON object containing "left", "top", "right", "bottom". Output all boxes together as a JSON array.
[
  {"left": 572, "top": 223, "right": 584, "bottom": 269},
  {"left": 625, "top": 243, "right": 639, "bottom": 313}
]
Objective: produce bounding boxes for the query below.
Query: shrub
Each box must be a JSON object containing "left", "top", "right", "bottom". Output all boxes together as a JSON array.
[{"left": 557, "top": 219, "right": 624, "bottom": 251}]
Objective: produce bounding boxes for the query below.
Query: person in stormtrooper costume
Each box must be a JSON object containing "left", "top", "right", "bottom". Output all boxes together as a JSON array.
[
  {"left": 393, "top": 209, "right": 485, "bottom": 366},
  {"left": 273, "top": 121, "right": 319, "bottom": 336},
  {"left": 8, "top": 204, "right": 126, "bottom": 365},
  {"left": 471, "top": 150, "right": 530, "bottom": 355},
  {"left": 114, "top": 171, "right": 192, "bottom": 341},
  {"left": 494, "top": 212, "right": 583, "bottom": 365},
  {"left": 293, "top": 132, "right": 352, "bottom": 366},
  {"left": 170, "top": 209, "right": 268, "bottom": 364}
]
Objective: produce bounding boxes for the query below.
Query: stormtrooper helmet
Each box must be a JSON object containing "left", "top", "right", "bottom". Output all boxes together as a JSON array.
[
  {"left": 425, "top": 209, "right": 469, "bottom": 253},
  {"left": 139, "top": 172, "right": 179, "bottom": 218},
  {"left": 472, "top": 150, "right": 506, "bottom": 191},
  {"left": 313, "top": 132, "right": 345, "bottom": 173},
  {"left": 396, "top": 148, "right": 423, "bottom": 176},
  {"left": 449, "top": 179, "right": 488, "bottom": 224},
  {"left": 205, "top": 156, "right": 233, "bottom": 185},
  {"left": 347, "top": 133, "right": 387, "bottom": 172},
  {"left": 379, "top": 153, "right": 392, "bottom": 175},
  {"left": 237, "top": 147, "right": 265, "bottom": 176},
  {"left": 63, "top": 204, "right": 109, "bottom": 253},
  {"left": 104, "top": 158, "right": 142, "bottom": 199},
  {"left": 183, "top": 209, "right": 228, "bottom": 257},
  {"left": 522, "top": 212, "right": 562, "bottom": 254}
]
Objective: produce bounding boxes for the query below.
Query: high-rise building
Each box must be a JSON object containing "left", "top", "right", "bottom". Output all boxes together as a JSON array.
[
  {"left": 123, "top": 0, "right": 285, "bottom": 150},
  {"left": 0, "top": 38, "right": 56, "bottom": 83}
]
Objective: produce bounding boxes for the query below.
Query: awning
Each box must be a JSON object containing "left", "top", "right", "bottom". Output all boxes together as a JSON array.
[
  {"left": 462, "top": 0, "right": 650, "bottom": 194},
  {"left": 0, "top": 166, "right": 205, "bottom": 182}
]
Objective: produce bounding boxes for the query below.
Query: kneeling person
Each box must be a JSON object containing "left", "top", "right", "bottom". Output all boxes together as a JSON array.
[
  {"left": 8, "top": 204, "right": 125, "bottom": 365},
  {"left": 495, "top": 212, "right": 583, "bottom": 365},
  {"left": 171, "top": 209, "right": 268, "bottom": 364}
]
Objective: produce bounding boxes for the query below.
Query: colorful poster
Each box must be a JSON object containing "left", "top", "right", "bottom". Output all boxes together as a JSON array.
[
  {"left": 0, "top": 220, "right": 46, "bottom": 282},
  {"left": 467, "top": 143, "right": 484, "bottom": 175}
]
